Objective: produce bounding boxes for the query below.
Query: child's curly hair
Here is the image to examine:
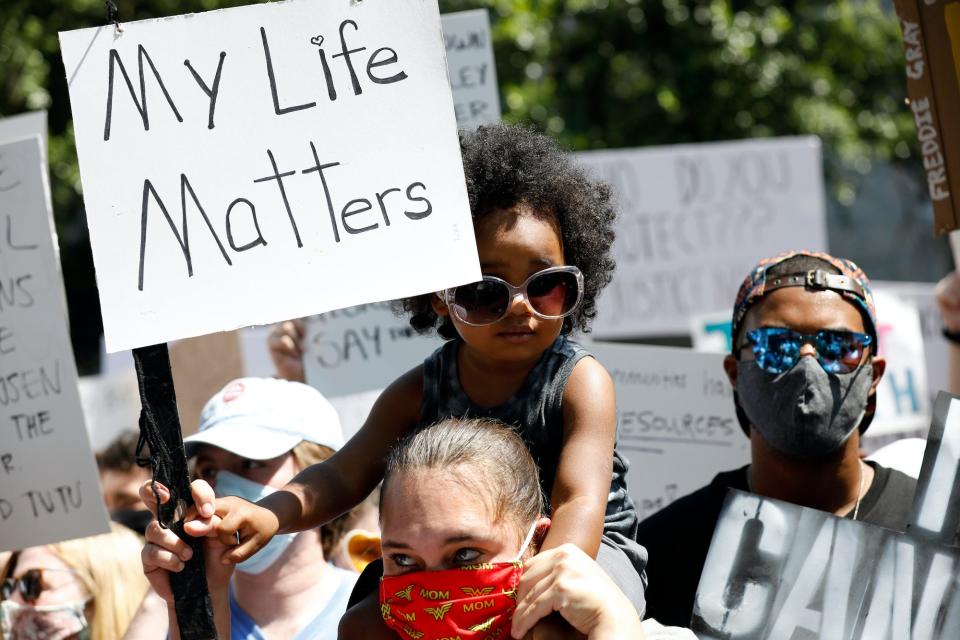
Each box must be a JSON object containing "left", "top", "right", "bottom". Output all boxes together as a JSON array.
[{"left": 396, "top": 123, "right": 617, "bottom": 340}]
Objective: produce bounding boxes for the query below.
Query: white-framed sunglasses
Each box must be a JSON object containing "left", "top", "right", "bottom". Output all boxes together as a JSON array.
[{"left": 442, "top": 265, "right": 584, "bottom": 326}]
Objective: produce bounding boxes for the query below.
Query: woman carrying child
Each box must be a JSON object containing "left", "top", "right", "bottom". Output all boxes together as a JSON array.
[{"left": 201, "top": 123, "right": 647, "bottom": 634}]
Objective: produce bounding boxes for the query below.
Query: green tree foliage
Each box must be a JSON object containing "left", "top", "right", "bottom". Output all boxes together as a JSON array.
[{"left": 0, "top": 0, "right": 922, "bottom": 370}]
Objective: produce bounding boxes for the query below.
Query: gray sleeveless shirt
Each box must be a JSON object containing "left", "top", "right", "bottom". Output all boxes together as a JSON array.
[{"left": 419, "top": 335, "right": 640, "bottom": 540}]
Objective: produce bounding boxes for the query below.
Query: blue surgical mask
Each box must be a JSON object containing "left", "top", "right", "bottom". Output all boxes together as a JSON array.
[{"left": 214, "top": 471, "right": 297, "bottom": 575}]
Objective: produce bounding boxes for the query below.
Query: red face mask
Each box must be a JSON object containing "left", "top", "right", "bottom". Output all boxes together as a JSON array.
[{"left": 379, "top": 525, "right": 536, "bottom": 640}]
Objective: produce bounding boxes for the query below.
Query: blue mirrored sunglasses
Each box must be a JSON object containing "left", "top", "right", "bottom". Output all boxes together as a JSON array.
[{"left": 743, "top": 327, "right": 873, "bottom": 375}]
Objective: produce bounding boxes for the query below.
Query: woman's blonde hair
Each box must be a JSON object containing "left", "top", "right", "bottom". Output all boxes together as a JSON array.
[{"left": 49, "top": 522, "right": 149, "bottom": 640}]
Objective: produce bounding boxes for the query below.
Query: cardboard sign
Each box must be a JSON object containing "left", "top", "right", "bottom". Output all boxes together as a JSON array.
[
  {"left": 691, "top": 393, "right": 960, "bottom": 638},
  {"left": 894, "top": 0, "right": 960, "bottom": 235},
  {"left": 59, "top": 0, "right": 480, "bottom": 353},
  {"left": 0, "top": 136, "right": 110, "bottom": 551},
  {"left": 169, "top": 331, "right": 246, "bottom": 434},
  {"left": 588, "top": 343, "right": 750, "bottom": 521},
  {"left": 304, "top": 303, "right": 441, "bottom": 397},
  {"left": 579, "top": 137, "right": 828, "bottom": 338},
  {"left": 441, "top": 9, "right": 501, "bottom": 129},
  {"left": 689, "top": 288, "right": 933, "bottom": 442}
]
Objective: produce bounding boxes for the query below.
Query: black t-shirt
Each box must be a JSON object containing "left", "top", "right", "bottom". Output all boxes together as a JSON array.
[{"left": 635, "top": 461, "right": 917, "bottom": 627}]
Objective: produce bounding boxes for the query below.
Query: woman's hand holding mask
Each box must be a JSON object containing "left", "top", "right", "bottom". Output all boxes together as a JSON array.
[{"left": 511, "top": 544, "right": 646, "bottom": 640}]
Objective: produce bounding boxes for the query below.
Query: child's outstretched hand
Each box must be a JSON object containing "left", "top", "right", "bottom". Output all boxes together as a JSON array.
[
  {"left": 268, "top": 319, "right": 306, "bottom": 383},
  {"left": 139, "top": 479, "right": 233, "bottom": 602},
  {"left": 210, "top": 493, "right": 282, "bottom": 564},
  {"left": 936, "top": 271, "right": 960, "bottom": 333}
]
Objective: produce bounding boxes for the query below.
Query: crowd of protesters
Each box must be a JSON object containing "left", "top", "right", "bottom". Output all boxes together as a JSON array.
[{"left": 3, "top": 123, "right": 960, "bottom": 639}]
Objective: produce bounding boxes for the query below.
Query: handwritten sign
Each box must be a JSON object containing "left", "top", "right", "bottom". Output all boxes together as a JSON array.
[
  {"left": 579, "top": 138, "right": 828, "bottom": 338},
  {"left": 589, "top": 343, "right": 750, "bottom": 521},
  {"left": 0, "top": 136, "right": 110, "bottom": 552},
  {"left": 689, "top": 289, "right": 933, "bottom": 443},
  {"left": 894, "top": 0, "right": 960, "bottom": 235},
  {"left": 304, "top": 303, "right": 441, "bottom": 397},
  {"left": 441, "top": 9, "right": 501, "bottom": 129},
  {"left": 59, "top": 0, "right": 480, "bottom": 353},
  {"left": 874, "top": 281, "right": 951, "bottom": 408},
  {"left": 692, "top": 393, "right": 959, "bottom": 638}
]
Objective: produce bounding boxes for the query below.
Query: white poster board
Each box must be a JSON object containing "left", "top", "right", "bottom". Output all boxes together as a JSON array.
[
  {"left": 0, "top": 136, "right": 110, "bottom": 551},
  {"left": 869, "top": 289, "right": 931, "bottom": 436},
  {"left": 78, "top": 370, "right": 142, "bottom": 451},
  {"left": 579, "top": 137, "right": 828, "bottom": 338},
  {"left": 873, "top": 281, "right": 950, "bottom": 405},
  {"left": 589, "top": 343, "right": 750, "bottom": 521},
  {"left": 690, "top": 292, "right": 932, "bottom": 443},
  {"left": 0, "top": 112, "right": 46, "bottom": 150},
  {"left": 441, "top": 9, "right": 501, "bottom": 129},
  {"left": 60, "top": 0, "right": 480, "bottom": 353},
  {"left": 304, "top": 303, "right": 441, "bottom": 397}
]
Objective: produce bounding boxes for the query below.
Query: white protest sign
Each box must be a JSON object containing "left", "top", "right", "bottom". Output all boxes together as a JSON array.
[
  {"left": 60, "top": 0, "right": 480, "bottom": 353},
  {"left": 0, "top": 136, "right": 110, "bottom": 551},
  {"left": 692, "top": 393, "right": 960, "bottom": 639},
  {"left": 873, "top": 281, "right": 950, "bottom": 405},
  {"left": 441, "top": 9, "right": 501, "bottom": 129},
  {"left": 870, "top": 289, "right": 931, "bottom": 436},
  {"left": 0, "top": 112, "right": 46, "bottom": 150},
  {"left": 579, "top": 137, "right": 828, "bottom": 338},
  {"left": 589, "top": 342, "right": 750, "bottom": 521},
  {"left": 304, "top": 303, "right": 441, "bottom": 397},
  {"left": 78, "top": 370, "right": 142, "bottom": 451}
]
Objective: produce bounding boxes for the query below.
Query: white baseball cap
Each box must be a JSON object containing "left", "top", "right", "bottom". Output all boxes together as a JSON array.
[{"left": 184, "top": 377, "right": 345, "bottom": 461}]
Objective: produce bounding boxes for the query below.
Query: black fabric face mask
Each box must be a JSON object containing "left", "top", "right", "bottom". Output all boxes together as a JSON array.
[{"left": 111, "top": 509, "right": 154, "bottom": 536}]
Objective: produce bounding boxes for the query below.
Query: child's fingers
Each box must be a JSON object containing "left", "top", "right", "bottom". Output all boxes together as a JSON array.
[
  {"left": 220, "top": 532, "right": 263, "bottom": 565},
  {"left": 190, "top": 479, "right": 216, "bottom": 518},
  {"left": 183, "top": 513, "right": 221, "bottom": 538}
]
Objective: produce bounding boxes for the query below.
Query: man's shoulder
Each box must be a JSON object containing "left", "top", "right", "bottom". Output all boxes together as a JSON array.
[
  {"left": 860, "top": 461, "right": 917, "bottom": 532},
  {"left": 637, "top": 466, "right": 749, "bottom": 540}
]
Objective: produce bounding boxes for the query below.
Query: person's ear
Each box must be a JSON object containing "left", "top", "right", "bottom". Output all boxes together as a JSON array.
[
  {"left": 869, "top": 355, "right": 886, "bottom": 394},
  {"left": 531, "top": 517, "right": 551, "bottom": 554},
  {"left": 431, "top": 292, "right": 450, "bottom": 318},
  {"left": 723, "top": 354, "right": 739, "bottom": 390}
]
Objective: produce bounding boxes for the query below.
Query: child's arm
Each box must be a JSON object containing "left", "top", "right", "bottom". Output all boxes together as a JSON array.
[
  {"left": 542, "top": 357, "right": 617, "bottom": 557},
  {"left": 216, "top": 366, "right": 423, "bottom": 562}
]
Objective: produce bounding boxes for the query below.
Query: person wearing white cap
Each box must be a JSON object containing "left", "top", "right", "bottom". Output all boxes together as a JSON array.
[{"left": 137, "top": 377, "right": 358, "bottom": 640}]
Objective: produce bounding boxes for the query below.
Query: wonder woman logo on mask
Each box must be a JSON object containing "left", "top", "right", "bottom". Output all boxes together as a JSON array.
[
  {"left": 469, "top": 616, "right": 496, "bottom": 632},
  {"left": 424, "top": 602, "right": 453, "bottom": 621},
  {"left": 394, "top": 585, "right": 415, "bottom": 601},
  {"left": 379, "top": 524, "right": 537, "bottom": 640}
]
